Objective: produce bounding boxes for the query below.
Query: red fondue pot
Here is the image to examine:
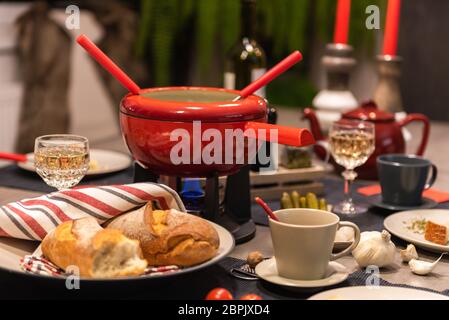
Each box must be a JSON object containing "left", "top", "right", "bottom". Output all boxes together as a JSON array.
[{"left": 120, "top": 87, "right": 315, "bottom": 177}]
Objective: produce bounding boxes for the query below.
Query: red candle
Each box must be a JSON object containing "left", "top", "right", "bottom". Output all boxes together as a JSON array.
[
  {"left": 383, "top": 0, "right": 402, "bottom": 56},
  {"left": 333, "top": 0, "right": 351, "bottom": 44}
]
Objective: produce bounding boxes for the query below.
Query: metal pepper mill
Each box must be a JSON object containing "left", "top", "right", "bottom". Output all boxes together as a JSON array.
[
  {"left": 373, "top": 55, "right": 403, "bottom": 113},
  {"left": 312, "top": 43, "right": 358, "bottom": 133}
]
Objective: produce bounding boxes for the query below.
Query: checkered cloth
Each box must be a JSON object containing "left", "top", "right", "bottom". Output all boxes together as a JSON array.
[{"left": 20, "top": 255, "right": 180, "bottom": 278}]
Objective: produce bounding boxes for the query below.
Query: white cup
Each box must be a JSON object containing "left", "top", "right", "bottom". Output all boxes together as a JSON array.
[{"left": 269, "top": 208, "right": 360, "bottom": 280}]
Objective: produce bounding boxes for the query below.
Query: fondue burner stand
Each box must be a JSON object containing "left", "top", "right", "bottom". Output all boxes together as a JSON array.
[{"left": 133, "top": 162, "right": 256, "bottom": 244}]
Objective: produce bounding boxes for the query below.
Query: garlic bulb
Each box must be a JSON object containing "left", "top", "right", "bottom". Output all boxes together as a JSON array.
[
  {"left": 409, "top": 253, "right": 446, "bottom": 276},
  {"left": 352, "top": 230, "right": 396, "bottom": 268},
  {"left": 335, "top": 226, "right": 355, "bottom": 242},
  {"left": 400, "top": 244, "right": 419, "bottom": 263}
]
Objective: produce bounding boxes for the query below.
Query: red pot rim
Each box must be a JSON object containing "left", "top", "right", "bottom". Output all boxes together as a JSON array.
[{"left": 120, "top": 87, "right": 267, "bottom": 122}]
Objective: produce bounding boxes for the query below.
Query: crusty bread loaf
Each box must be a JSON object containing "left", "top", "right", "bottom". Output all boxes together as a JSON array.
[
  {"left": 42, "top": 217, "right": 148, "bottom": 278},
  {"left": 106, "top": 202, "right": 220, "bottom": 267}
]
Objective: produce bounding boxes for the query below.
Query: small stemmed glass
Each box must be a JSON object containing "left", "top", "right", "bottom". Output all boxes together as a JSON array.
[
  {"left": 34, "top": 135, "right": 90, "bottom": 191},
  {"left": 329, "top": 120, "right": 375, "bottom": 215}
]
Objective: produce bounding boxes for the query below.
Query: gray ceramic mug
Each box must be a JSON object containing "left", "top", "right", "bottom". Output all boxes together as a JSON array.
[
  {"left": 269, "top": 209, "right": 360, "bottom": 280},
  {"left": 377, "top": 154, "right": 437, "bottom": 206}
]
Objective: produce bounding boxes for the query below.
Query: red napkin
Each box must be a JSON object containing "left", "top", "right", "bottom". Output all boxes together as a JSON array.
[{"left": 357, "top": 184, "right": 449, "bottom": 203}]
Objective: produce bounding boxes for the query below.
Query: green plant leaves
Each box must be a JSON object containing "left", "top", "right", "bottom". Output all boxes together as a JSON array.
[
  {"left": 314, "top": 0, "right": 337, "bottom": 43},
  {"left": 135, "top": 0, "right": 153, "bottom": 59},
  {"left": 195, "top": 0, "right": 220, "bottom": 76},
  {"left": 219, "top": 0, "right": 240, "bottom": 54},
  {"left": 287, "top": 0, "right": 309, "bottom": 53},
  {"left": 151, "top": 0, "right": 177, "bottom": 86},
  {"left": 350, "top": 0, "right": 387, "bottom": 52}
]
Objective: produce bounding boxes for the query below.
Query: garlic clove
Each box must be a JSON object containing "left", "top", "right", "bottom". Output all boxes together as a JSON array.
[
  {"left": 400, "top": 244, "right": 419, "bottom": 263},
  {"left": 409, "top": 253, "right": 446, "bottom": 276},
  {"left": 381, "top": 230, "right": 391, "bottom": 242},
  {"left": 335, "top": 226, "right": 355, "bottom": 242}
]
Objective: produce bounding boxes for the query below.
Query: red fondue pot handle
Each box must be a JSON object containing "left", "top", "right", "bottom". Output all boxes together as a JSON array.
[
  {"left": 397, "top": 114, "right": 430, "bottom": 156},
  {"left": 244, "top": 122, "right": 315, "bottom": 147}
]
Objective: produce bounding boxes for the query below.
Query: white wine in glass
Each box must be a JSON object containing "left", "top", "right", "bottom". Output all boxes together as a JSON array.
[
  {"left": 34, "top": 135, "right": 90, "bottom": 191},
  {"left": 329, "top": 120, "right": 375, "bottom": 214}
]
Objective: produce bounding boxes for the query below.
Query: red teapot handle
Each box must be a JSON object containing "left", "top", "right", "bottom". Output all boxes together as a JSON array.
[{"left": 397, "top": 114, "right": 430, "bottom": 156}]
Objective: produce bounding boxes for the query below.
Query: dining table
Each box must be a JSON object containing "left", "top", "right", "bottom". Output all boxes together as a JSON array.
[{"left": 1, "top": 112, "right": 449, "bottom": 300}]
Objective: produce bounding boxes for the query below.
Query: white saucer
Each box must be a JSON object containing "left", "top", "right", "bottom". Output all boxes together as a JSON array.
[{"left": 255, "top": 257, "right": 348, "bottom": 289}]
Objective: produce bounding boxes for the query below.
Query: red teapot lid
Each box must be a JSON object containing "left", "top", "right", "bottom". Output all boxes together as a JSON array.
[{"left": 343, "top": 101, "right": 394, "bottom": 122}]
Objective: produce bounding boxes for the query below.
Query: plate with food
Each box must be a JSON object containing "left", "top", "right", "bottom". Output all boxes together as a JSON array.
[
  {"left": 18, "top": 149, "right": 132, "bottom": 176},
  {"left": 384, "top": 209, "right": 449, "bottom": 253},
  {"left": 0, "top": 202, "right": 234, "bottom": 283},
  {"left": 308, "top": 286, "right": 449, "bottom": 300}
]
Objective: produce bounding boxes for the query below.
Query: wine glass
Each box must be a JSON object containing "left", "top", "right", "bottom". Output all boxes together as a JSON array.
[
  {"left": 34, "top": 135, "right": 90, "bottom": 191},
  {"left": 329, "top": 120, "right": 375, "bottom": 215}
]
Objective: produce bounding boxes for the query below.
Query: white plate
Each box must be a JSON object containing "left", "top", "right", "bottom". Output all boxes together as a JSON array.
[
  {"left": 384, "top": 209, "right": 449, "bottom": 253},
  {"left": 0, "top": 221, "right": 234, "bottom": 281},
  {"left": 255, "top": 257, "right": 348, "bottom": 289},
  {"left": 18, "top": 149, "right": 132, "bottom": 176},
  {"left": 308, "top": 286, "right": 449, "bottom": 300}
]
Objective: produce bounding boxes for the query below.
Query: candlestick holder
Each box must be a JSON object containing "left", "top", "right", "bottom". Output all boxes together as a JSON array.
[
  {"left": 373, "top": 55, "right": 403, "bottom": 113},
  {"left": 312, "top": 43, "right": 358, "bottom": 133}
]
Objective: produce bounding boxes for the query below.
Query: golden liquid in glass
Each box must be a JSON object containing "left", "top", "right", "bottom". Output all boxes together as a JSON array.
[
  {"left": 35, "top": 147, "right": 89, "bottom": 190},
  {"left": 330, "top": 131, "right": 375, "bottom": 170}
]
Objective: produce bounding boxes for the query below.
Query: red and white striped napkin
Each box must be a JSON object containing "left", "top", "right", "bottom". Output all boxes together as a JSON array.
[{"left": 0, "top": 183, "right": 186, "bottom": 241}]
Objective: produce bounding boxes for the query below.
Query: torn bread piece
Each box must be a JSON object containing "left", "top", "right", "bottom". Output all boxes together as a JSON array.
[{"left": 42, "top": 217, "right": 147, "bottom": 278}]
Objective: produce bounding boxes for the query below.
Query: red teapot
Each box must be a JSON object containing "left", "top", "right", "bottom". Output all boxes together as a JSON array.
[{"left": 303, "top": 101, "right": 430, "bottom": 179}]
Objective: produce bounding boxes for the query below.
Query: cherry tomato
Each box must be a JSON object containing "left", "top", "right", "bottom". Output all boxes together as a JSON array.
[
  {"left": 205, "top": 288, "right": 233, "bottom": 300},
  {"left": 240, "top": 294, "right": 262, "bottom": 300}
]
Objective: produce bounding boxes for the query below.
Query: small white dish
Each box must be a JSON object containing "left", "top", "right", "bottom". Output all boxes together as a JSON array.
[
  {"left": 255, "top": 257, "right": 348, "bottom": 289},
  {"left": 384, "top": 209, "right": 449, "bottom": 253},
  {"left": 308, "top": 286, "right": 449, "bottom": 300}
]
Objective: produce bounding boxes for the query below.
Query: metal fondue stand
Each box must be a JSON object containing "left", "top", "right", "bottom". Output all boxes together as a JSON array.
[{"left": 134, "top": 163, "right": 256, "bottom": 244}]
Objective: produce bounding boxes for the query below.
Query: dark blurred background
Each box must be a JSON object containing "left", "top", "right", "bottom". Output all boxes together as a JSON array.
[
  {"left": 22, "top": 0, "right": 448, "bottom": 119},
  {"left": 398, "top": 1, "right": 449, "bottom": 121},
  {"left": 5, "top": 0, "right": 389, "bottom": 106}
]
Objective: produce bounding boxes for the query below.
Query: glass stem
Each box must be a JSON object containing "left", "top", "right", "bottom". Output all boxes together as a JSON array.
[{"left": 343, "top": 169, "right": 357, "bottom": 205}]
